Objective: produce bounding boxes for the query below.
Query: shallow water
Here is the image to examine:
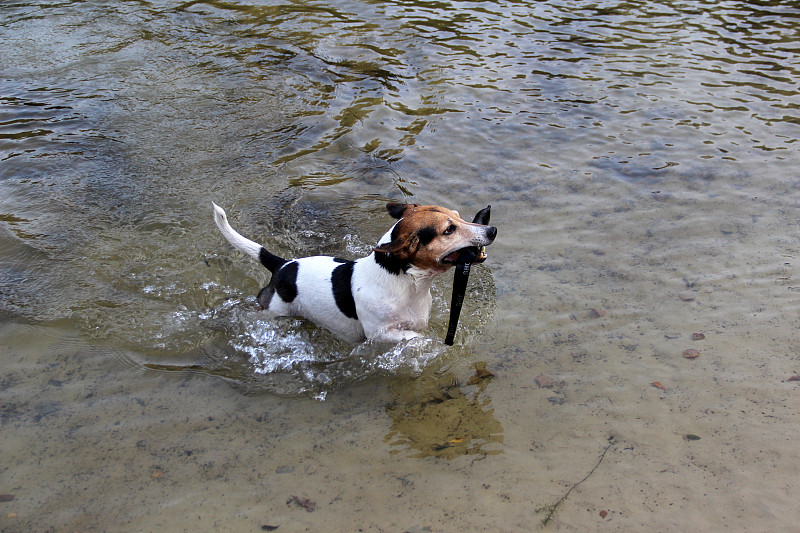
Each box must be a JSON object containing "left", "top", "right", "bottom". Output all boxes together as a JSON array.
[{"left": 2, "top": 0, "right": 800, "bottom": 530}]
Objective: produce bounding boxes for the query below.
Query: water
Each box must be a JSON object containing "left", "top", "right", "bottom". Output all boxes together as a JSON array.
[{"left": 2, "top": 0, "right": 800, "bottom": 530}]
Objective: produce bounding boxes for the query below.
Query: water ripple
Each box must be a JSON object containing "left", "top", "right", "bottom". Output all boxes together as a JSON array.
[{"left": 1, "top": 0, "right": 799, "bottom": 395}]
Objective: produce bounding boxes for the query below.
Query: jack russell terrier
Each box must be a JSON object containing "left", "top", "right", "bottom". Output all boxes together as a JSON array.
[{"left": 212, "top": 202, "right": 497, "bottom": 343}]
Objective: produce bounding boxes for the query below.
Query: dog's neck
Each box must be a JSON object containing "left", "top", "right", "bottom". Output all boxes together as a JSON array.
[
  {"left": 405, "top": 264, "right": 440, "bottom": 286},
  {"left": 368, "top": 251, "right": 434, "bottom": 278},
  {"left": 372, "top": 248, "right": 410, "bottom": 275},
  {"left": 372, "top": 226, "right": 443, "bottom": 287}
]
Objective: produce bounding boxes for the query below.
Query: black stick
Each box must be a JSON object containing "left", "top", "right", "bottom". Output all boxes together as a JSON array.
[{"left": 444, "top": 206, "right": 491, "bottom": 345}]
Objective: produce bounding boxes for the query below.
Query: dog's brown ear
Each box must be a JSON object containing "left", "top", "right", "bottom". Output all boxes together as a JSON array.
[
  {"left": 386, "top": 202, "right": 418, "bottom": 219},
  {"left": 374, "top": 233, "right": 420, "bottom": 260}
]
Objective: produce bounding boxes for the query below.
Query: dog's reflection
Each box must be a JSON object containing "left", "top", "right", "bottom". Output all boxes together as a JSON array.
[{"left": 384, "top": 364, "right": 504, "bottom": 459}]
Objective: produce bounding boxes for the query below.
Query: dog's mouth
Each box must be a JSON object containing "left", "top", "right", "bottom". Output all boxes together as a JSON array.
[{"left": 442, "top": 246, "right": 485, "bottom": 265}]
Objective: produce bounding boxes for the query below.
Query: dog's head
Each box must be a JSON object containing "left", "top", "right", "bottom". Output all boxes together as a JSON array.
[{"left": 374, "top": 202, "right": 497, "bottom": 274}]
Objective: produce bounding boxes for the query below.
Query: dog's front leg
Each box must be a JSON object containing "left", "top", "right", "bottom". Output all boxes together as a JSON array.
[{"left": 356, "top": 296, "right": 429, "bottom": 343}]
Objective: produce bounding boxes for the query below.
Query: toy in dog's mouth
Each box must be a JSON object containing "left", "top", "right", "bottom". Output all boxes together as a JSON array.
[
  {"left": 444, "top": 204, "right": 493, "bottom": 346},
  {"left": 442, "top": 246, "right": 488, "bottom": 265}
]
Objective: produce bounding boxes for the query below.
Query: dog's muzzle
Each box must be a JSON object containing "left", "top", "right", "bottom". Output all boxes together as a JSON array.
[{"left": 442, "top": 225, "right": 497, "bottom": 264}]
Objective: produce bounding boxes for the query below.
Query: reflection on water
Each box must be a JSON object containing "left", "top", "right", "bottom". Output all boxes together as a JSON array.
[{"left": 385, "top": 366, "right": 504, "bottom": 459}]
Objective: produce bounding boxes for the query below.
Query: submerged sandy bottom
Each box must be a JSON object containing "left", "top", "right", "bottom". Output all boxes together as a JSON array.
[
  {"left": 2, "top": 316, "right": 798, "bottom": 532},
  {"left": 3, "top": 175, "right": 800, "bottom": 532}
]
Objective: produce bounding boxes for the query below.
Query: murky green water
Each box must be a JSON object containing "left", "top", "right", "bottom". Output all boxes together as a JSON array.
[{"left": 2, "top": 1, "right": 800, "bottom": 530}]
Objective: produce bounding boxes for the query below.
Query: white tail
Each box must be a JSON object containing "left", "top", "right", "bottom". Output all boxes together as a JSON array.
[{"left": 212, "top": 202, "right": 263, "bottom": 261}]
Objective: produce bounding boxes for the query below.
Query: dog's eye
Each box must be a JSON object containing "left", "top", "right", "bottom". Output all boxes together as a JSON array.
[{"left": 443, "top": 224, "right": 457, "bottom": 236}]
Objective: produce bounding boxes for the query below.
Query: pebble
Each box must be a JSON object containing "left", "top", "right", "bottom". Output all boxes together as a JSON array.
[
  {"left": 590, "top": 308, "right": 607, "bottom": 318},
  {"left": 599, "top": 510, "right": 608, "bottom": 518},
  {"left": 679, "top": 294, "right": 695, "bottom": 302},
  {"left": 682, "top": 349, "right": 700, "bottom": 359},
  {"left": 692, "top": 333, "right": 705, "bottom": 340},
  {"left": 535, "top": 374, "right": 554, "bottom": 388}
]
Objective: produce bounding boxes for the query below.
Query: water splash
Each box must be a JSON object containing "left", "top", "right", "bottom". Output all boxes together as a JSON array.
[{"left": 224, "top": 310, "right": 450, "bottom": 399}]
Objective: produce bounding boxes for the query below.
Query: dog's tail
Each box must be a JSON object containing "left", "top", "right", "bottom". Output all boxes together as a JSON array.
[{"left": 212, "top": 202, "right": 287, "bottom": 274}]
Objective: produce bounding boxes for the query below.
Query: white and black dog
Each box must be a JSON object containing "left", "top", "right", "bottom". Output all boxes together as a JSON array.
[{"left": 212, "top": 202, "right": 497, "bottom": 343}]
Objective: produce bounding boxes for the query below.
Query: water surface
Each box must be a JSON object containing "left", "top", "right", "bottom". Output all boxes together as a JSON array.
[{"left": 2, "top": 1, "right": 800, "bottom": 530}]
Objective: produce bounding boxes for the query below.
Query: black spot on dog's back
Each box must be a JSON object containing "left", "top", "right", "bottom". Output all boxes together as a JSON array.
[
  {"left": 274, "top": 261, "right": 299, "bottom": 302},
  {"left": 331, "top": 261, "right": 358, "bottom": 320}
]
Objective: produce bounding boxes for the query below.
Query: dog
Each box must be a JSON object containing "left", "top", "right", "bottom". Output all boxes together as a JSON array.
[{"left": 212, "top": 202, "right": 497, "bottom": 343}]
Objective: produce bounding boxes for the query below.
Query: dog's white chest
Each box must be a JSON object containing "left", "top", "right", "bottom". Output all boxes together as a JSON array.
[{"left": 350, "top": 260, "right": 434, "bottom": 341}]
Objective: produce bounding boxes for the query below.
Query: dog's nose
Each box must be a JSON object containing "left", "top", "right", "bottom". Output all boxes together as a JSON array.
[{"left": 486, "top": 226, "right": 497, "bottom": 242}]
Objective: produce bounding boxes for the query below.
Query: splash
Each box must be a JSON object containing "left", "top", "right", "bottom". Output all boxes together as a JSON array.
[{"left": 227, "top": 313, "right": 450, "bottom": 399}]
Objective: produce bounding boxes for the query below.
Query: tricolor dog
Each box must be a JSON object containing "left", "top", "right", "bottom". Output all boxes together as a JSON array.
[{"left": 212, "top": 202, "right": 497, "bottom": 343}]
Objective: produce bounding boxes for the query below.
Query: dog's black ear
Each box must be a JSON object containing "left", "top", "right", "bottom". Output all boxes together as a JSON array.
[
  {"left": 374, "top": 233, "right": 420, "bottom": 260},
  {"left": 386, "top": 202, "right": 418, "bottom": 219}
]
